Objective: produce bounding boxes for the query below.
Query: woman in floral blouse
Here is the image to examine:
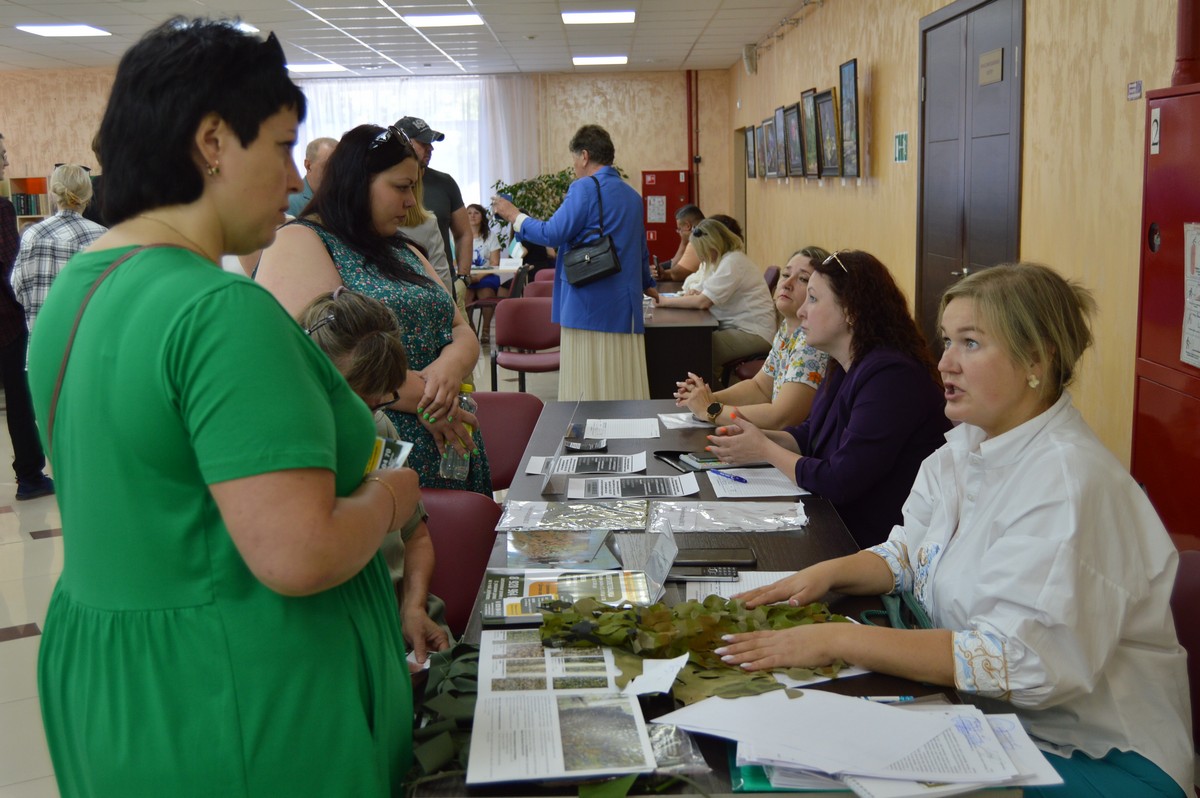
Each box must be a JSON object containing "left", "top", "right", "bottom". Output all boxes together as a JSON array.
[{"left": 674, "top": 247, "right": 830, "bottom": 429}]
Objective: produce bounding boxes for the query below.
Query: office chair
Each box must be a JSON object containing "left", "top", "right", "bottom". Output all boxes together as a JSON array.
[
  {"left": 523, "top": 281, "right": 553, "bottom": 299},
  {"left": 467, "top": 264, "right": 530, "bottom": 342},
  {"left": 474, "top": 391, "right": 544, "bottom": 492},
  {"left": 421, "top": 487, "right": 502, "bottom": 638},
  {"left": 490, "top": 297, "right": 561, "bottom": 392}
]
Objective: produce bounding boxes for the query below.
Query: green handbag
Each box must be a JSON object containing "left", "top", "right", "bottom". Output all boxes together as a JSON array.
[{"left": 860, "top": 592, "right": 934, "bottom": 630}]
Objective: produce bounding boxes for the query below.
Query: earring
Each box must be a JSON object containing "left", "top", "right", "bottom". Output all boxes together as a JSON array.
[
  {"left": 1027, "top": 374, "right": 1040, "bottom": 389},
  {"left": 206, "top": 162, "right": 220, "bottom": 177}
]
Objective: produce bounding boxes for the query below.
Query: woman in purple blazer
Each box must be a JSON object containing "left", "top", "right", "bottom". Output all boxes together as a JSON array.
[{"left": 707, "top": 250, "right": 949, "bottom": 547}]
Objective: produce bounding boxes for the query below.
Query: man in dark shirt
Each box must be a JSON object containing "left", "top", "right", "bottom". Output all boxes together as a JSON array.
[
  {"left": 0, "top": 133, "right": 55, "bottom": 500},
  {"left": 394, "top": 116, "right": 472, "bottom": 300}
]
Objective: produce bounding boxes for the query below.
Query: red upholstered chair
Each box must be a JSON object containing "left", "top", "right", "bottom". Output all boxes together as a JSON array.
[
  {"left": 490, "top": 297, "right": 561, "bottom": 392},
  {"left": 1170, "top": 550, "right": 1200, "bottom": 773},
  {"left": 466, "top": 264, "right": 529, "bottom": 341},
  {"left": 421, "top": 487, "right": 502, "bottom": 638},
  {"left": 763, "top": 265, "right": 781, "bottom": 296},
  {"left": 473, "top": 391, "right": 544, "bottom": 492},
  {"left": 533, "top": 268, "right": 555, "bottom": 282},
  {"left": 523, "top": 281, "right": 553, "bottom": 299}
]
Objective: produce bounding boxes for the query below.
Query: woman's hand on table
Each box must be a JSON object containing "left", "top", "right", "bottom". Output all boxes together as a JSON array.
[
  {"left": 674, "top": 373, "right": 714, "bottom": 416},
  {"left": 403, "top": 606, "right": 450, "bottom": 670},
  {"left": 714, "top": 623, "right": 847, "bottom": 672},
  {"left": 705, "top": 411, "right": 770, "bottom": 464},
  {"left": 735, "top": 563, "right": 833, "bottom": 609}
]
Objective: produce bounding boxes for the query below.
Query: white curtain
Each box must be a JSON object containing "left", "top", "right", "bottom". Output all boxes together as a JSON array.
[{"left": 294, "top": 75, "right": 539, "bottom": 210}]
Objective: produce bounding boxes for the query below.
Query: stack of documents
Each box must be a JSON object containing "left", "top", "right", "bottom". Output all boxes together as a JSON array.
[{"left": 655, "top": 691, "right": 1063, "bottom": 797}]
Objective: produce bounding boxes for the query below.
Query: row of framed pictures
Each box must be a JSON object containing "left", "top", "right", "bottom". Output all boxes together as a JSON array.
[{"left": 747, "top": 58, "right": 860, "bottom": 180}]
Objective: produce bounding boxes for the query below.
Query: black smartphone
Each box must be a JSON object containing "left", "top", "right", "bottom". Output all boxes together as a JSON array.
[
  {"left": 674, "top": 547, "right": 757, "bottom": 567},
  {"left": 666, "top": 565, "right": 739, "bottom": 582}
]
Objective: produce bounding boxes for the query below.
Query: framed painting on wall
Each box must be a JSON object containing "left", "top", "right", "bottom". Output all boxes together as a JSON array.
[
  {"left": 762, "top": 117, "right": 780, "bottom": 178},
  {"left": 814, "top": 88, "right": 841, "bottom": 177},
  {"left": 799, "top": 88, "right": 819, "bottom": 178},
  {"left": 754, "top": 124, "right": 766, "bottom": 178},
  {"left": 783, "top": 103, "right": 804, "bottom": 177},
  {"left": 773, "top": 106, "right": 788, "bottom": 176},
  {"left": 840, "top": 58, "right": 860, "bottom": 177},
  {"left": 745, "top": 125, "right": 757, "bottom": 179}
]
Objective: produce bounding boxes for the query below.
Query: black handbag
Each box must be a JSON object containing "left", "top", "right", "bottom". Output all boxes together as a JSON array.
[{"left": 563, "top": 175, "right": 622, "bottom": 287}]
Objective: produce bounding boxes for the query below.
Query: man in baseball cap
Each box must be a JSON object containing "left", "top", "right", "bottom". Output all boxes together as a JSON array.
[{"left": 393, "top": 115, "right": 471, "bottom": 309}]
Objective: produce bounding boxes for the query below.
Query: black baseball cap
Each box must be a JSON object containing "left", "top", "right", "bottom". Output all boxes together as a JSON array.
[{"left": 394, "top": 116, "right": 445, "bottom": 143}]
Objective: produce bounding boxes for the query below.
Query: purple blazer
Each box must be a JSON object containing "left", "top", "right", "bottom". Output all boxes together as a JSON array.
[{"left": 786, "top": 347, "right": 950, "bottom": 548}]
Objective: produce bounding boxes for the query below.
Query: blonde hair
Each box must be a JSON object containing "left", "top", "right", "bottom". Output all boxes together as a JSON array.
[
  {"left": 939, "top": 263, "right": 1097, "bottom": 403},
  {"left": 689, "top": 218, "right": 744, "bottom": 266},
  {"left": 402, "top": 170, "right": 432, "bottom": 226},
  {"left": 50, "top": 164, "right": 93, "bottom": 212},
  {"left": 298, "top": 289, "right": 409, "bottom": 401}
]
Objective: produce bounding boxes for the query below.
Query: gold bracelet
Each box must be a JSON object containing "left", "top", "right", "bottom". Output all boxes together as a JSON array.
[{"left": 364, "top": 476, "right": 398, "bottom": 532}]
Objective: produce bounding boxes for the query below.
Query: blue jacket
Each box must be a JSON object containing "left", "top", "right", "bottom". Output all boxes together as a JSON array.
[{"left": 517, "top": 166, "right": 654, "bottom": 333}]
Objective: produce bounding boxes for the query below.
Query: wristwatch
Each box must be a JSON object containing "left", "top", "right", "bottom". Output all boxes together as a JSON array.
[{"left": 706, "top": 401, "right": 724, "bottom": 423}]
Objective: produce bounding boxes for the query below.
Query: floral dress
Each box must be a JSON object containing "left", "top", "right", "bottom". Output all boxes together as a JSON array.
[
  {"left": 762, "top": 322, "right": 828, "bottom": 399},
  {"left": 299, "top": 220, "right": 492, "bottom": 494}
]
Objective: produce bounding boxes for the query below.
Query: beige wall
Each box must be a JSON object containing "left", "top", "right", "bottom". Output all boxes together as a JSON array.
[
  {"left": 0, "top": 68, "right": 114, "bottom": 176},
  {"left": 730, "top": 0, "right": 1178, "bottom": 464}
]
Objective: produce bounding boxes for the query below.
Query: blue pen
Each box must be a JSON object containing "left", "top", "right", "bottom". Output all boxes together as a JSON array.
[
  {"left": 710, "top": 469, "right": 748, "bottom": 484},
  {"left": 860, "top": 695, "right": 914, "bottom": 704}
]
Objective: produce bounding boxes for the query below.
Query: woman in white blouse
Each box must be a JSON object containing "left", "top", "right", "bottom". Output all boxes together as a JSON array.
[
  {"left": 464, "top": 203, "right": 502, "bottom": 343},
  {"left": 655, "top": 218, "right": 776, "bottom": 387},
  {"left": 717, "top": 263, "right": 1192, "bottom": 797}
]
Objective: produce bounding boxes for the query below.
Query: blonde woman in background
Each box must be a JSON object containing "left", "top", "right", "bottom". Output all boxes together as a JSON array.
[
  {"left": 399, "top": 171, "right": 458, "bottom": 302},
  {"left": 12, "top": 164, "right": 107, "bottom": 333}
]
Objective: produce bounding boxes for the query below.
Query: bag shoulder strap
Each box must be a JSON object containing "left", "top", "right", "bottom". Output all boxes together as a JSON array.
[
  {"left": 589, "top": 175, "right": 606, "bottom": 236},
  {"left": 47, "top": 244, "right": 165, "bottom": 455}
]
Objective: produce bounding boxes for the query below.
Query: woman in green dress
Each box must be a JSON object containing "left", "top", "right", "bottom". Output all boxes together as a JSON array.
[
  {"left": 28, "top": 19, "right": 417, "bottom": 797},
  {"left": 257, "top": 125, "right": 492, "bottom": 495}
]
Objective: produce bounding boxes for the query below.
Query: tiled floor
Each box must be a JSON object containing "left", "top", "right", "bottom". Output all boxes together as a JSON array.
[{"left": 0, "top": 342, "right": 557, "bottom": 796}]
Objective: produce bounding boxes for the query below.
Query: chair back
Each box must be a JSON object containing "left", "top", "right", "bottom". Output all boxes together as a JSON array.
[
  {"left": 474, "top": 391, "right": 544, "bottom": 491},
  {"left": 495, "top": 297, "right": 560, "bottom": 351},
  {"left": 421, "top": 487, "right": 502, "bottom": 638},
  {"left": 523, "top": 281, "right": 553, "bottom": 299},
  {"left": 1171, "top": 549, "right": 1200, "bottom": 750},
  {"left": 763, "top": 265, "right": 781, "bottom": 295},
  {"left": 533, "top": 268, "right": 556, "bottom": 282},
  {"left": 506, "top": 264, "right": 531, "bottom": 298}
]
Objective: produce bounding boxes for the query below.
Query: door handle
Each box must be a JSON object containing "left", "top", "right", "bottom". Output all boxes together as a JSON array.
[{"left": 950, "top": 267, "right": 972, "bottom": 277}]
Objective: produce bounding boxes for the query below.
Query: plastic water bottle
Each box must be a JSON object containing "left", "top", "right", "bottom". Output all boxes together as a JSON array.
[{"left": 438, "top": 383, "right": 477, "bottom": 481}]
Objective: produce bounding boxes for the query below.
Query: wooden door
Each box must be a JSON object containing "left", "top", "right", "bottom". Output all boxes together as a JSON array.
[{"left": 916, "top": 0, "right": 1024, "bottom": 351}]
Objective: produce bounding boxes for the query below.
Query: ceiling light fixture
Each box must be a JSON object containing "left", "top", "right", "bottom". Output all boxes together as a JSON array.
[
  {"left": 562, "top": 11, "right": 635, "bottom": 25},
  {"left": 287, "top": 62, "right": 347, "bottom": 73},
  {"left": 402, "top": 14, "right": 484, "bottom": 28},
  {"left": 572, "top": 55, "right": 628, "bottom": 66},
  {"left": 17, "top": 24, "right": 111, "bottom": 37}
]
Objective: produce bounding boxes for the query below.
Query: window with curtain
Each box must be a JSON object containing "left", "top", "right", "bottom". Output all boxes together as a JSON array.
[{"left": 294, "top": 75, "right": 540, "bottom": 213}]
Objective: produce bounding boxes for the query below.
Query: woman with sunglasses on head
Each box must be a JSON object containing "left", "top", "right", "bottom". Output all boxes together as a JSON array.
[
  {"left": 27, "top": 20, "right": 417, "bottom": 795},
  {"left": 257, "top": 123, "right": 491, "bottom": 495},
  {"left": 674, "top": 246, "right": 830, "bottom": 430},
  {"left": 720, "top": 264, "right": 1192, "bottom": 798},
  {"left": 706, "top": 250, "right": 949, "bottom": 548},
  {"left": 655, "top": 218, "right": 776, "bottom": 389}
]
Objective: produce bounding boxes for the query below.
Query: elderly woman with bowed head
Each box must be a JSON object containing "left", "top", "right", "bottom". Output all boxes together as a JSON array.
[
  {"left": 707, "top": 250, "right": 949, "bottom": 547},
  {"left": 28, "top": 19, "right": 417, "bottom": 796},
  {"left": 492, "top": 124, "right": 656, "bottom": 401},
  {"left": 257, "top": 123, "right": 491, "bottom": 495},
  {"left": 720, "top": 263, "right": 1193, "bottom": 797}
]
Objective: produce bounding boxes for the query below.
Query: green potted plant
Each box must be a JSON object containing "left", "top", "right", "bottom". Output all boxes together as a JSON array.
[{"left": 490, "top": 168, "right": 574, "bottom": 249}]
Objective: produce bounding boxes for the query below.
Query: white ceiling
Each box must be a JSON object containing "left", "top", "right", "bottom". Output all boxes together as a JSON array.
[{"left": 0, "top": 0, "right": 813, "bottom": 76}]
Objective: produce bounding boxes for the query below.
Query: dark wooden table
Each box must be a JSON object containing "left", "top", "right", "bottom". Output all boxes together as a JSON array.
[{"left": 643, "top": 308, "right": 717, "bottom": 399}]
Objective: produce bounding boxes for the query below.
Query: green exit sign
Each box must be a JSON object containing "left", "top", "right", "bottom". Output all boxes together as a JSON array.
[{"left": 894, "top": 132, "right": 909, "bottom": 163}]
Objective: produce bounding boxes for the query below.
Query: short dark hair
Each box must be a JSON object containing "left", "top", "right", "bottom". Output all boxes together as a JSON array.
[
  {"left": 97, "top": 18, "right": 305, "bottom": 225},
  {"left": 676, "top": 204, "right": 705, "bottom": 226},
  {"left": 569, "top": 124, "right": 615, "bottom": 165},
  {"left": 812, "top": 250, "right": 940, "bottom": 382},
  {"left": 307, "top": 124, "right": 432, "bottom": 286},
  {"left": 707, "top": 213, "right": 741, "bottom": 240}
]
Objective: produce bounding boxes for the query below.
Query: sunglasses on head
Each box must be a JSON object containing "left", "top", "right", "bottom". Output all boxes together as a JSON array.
[
  {"left": 823, "top": 250, "right": 850, "bottom": 274},
  {"left": 303, "top": 287, "right": 348, "bottom": 335},
  {"left": 53, "top": 163, "right": 91, "bottom": 172},
  {"left": 366, "top": 125, "right": 412, "bottom": 168}
]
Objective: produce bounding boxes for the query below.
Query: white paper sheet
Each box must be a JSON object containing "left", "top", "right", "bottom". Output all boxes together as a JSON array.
[
  {"left": 526, "top": 452, "right": 647, "bottom": 475},
  {"left": 585, "top": 418, "right": 661, "bottom": 439},
  {"left": 623, "top": 653, "right": 690, "bottom": 696},
  {"left": 708, "top": 467, "right": 808, "bottom": 498},
  {"left": 567, "top": 472, "right": 700, "bottom": 499},
  {"left": 683, "top": 570, "right": 796, "bottom": 601},
  {"left": 657, "top": 412, "right": 715, "bottom": 430}
]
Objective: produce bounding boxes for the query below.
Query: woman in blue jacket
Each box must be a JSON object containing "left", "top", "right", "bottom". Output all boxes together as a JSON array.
[{"left": 492, "top": 124, "right": 656, "bottom": 400}]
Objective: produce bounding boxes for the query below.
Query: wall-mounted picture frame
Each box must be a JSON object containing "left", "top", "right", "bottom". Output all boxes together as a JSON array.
[
  {"left": 839, "top": 58, "right": 860, "bottom": 178},
  {"left": 783, "top": 103, "right": 804, "bottom": 177},
  {"left": 745, "top": 125, "right": 757, "bottom": 179},
  {"left": 762, "top": 117, "right": 780, "bottom": 178},
  {"left": 773, "top": 106, "right": 788, "bottom": 176},
  {"left": 799, "top": 88, "right": 819, "bottom": 178},
  {"left": 814, "top": 87, "right": 841, "bottom": 178},
  {"left": 754, "top": 124, "right": 766, "bottom": 179}
]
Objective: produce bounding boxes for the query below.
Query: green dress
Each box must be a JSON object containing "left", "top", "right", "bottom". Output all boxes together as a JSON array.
[
  {"left": 28, "top": 246, "right": 413, "bottom": 797},
  {"left": 297, "top": 220, "right": 492, "bottom": 494}
]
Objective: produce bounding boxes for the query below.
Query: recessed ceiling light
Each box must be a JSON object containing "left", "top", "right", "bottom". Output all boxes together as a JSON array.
[
  {"left": 573, "top": 55, "right": 628, "bottom": 66},
  {"left": 17, "top": 24, "right": 111, "bottom": 37},
  {"left": 562, "top": 11, "right": 635, "bottom": 25},
  {"left": 402, "top": 14, "right": 484, "bottom": 28},
  {"left": 287, "top": 63, "right": 347, "bottom": 73}
]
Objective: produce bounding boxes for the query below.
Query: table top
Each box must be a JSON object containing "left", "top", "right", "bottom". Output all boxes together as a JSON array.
[{"left": 643, "top": 305, "right": 718, "bottom": 329}]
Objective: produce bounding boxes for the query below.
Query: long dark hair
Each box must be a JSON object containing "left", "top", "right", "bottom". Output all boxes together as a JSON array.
[
  {"left": 467, "top": 203, "right": 491, "bottom": 238},
  {"left": 303, "top": 124, "right": 433, "bottom": 286},
  {"left": 813, "top": 250, "right": 940, "bottom": 382}
]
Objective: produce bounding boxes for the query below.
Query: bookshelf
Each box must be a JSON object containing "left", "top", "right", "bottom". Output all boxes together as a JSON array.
[{"left": 0, "top": 176, "right": 50, "bottom": 222}]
